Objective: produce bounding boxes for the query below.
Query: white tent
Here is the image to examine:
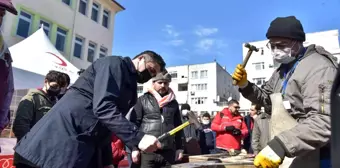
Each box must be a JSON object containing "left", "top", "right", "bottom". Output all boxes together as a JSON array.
[{"left": 9, "top": 27, "right": 79, "bottom": 89}]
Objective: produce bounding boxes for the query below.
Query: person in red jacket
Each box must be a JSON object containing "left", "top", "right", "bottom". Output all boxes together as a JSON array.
[
  {"left": 211, "top": 99, "right": 248, "bottom": 155},
  {"left": 111, "top": 134, "right": 127, "bottom": 168}
]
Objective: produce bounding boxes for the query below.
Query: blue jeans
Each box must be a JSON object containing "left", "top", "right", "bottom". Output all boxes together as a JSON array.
[{"left": 320, "top": 159, "right": 331, "bottom": 168}]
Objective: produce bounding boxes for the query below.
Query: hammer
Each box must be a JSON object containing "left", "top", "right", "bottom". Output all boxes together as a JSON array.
[
  {"left": 158, "top": 111, "right": 202, "bottom": 141},
  {"left": 232, "top": 43, "right": 259, "bottom": 85}
]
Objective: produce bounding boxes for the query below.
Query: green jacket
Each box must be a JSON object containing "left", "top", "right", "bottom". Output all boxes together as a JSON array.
[{"left": 13, "top": 89, "right": 56, "bottom": 166}]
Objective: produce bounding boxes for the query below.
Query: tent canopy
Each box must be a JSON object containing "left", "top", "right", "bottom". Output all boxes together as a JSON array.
[{"left": 9, "top": 28, "right": 79, "bottom": 89}]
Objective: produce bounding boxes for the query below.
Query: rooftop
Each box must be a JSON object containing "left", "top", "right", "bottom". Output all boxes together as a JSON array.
[{"left": 111, "top": 0, "right": 125, "bottom": 11}]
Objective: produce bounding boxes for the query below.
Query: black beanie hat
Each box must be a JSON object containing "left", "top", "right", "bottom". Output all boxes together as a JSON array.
[
  {"left": 181, "top": 103, "right": 191, "bottom": 111},
  {"left": 266, "top": 16, "right": 306, "bottom": 42}
]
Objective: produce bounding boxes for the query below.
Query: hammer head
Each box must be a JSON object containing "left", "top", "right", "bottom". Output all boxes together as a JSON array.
[
  {"left": 187, "top": 111, "right": 203, "bottom": 130},
  {"left": 244, "top": 43, "right": 259, "bottom": 52}
]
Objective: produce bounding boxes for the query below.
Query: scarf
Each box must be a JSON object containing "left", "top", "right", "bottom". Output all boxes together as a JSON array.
[{"left": 148, "top": 88, "right": 176, "bottom": 108}]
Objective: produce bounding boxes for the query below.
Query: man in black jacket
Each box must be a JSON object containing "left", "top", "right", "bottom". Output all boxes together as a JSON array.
[
  {"left": 14, "top": 51, "right": 166, "bottom": 168},
  {"left": 243, "top": 104, "right": 261, "bottom": 154},
  {"left": 13, "top": 70, "right": 66, "bottom": 168},
  {"left": 181, "top": 104, "right": 201, "bottom": 155},
  {"left": 129, "top": 71, "right": 185, "bottom": 168}
]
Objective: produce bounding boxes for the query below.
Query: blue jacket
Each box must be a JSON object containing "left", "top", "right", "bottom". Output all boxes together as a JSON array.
[
  {"left": 199, "top": 123, "right": 216, "bottom": 154},
  {"left": 14, "top": 56, "right": 144, "bottom": 168}
]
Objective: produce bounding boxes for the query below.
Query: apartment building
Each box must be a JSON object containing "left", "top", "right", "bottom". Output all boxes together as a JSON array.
[
  {"left": 239, "top": 29, "right": 340, "bottom": 113},
  {"left": 137, "top": 62, "right": 240, "bottom": 117},
  {"left": 2, "top": 0, "right": 124, "bottom": 69}
]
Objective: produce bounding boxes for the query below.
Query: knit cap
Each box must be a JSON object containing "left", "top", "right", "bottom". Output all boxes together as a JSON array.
[{"left": 266, "top": 16, "right": 305, "bottom": 42}]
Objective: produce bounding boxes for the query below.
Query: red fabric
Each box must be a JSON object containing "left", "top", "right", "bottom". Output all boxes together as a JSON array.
[
  {"left": 111, "top": 134, "right": 127, "bottom": 165},
  {"left": 0, "top": 155, "right": 14, "bottom": 168},
  {"left": 250, "top": 118, "right": 254, "bottom": 130},
  {"left": 211, "top": 108, "right": 248, "bottom": 150}
]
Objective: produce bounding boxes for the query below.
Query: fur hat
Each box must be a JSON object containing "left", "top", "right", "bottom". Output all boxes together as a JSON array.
[{"left": 152, "top": 70, "right": 171, "bottom": 82}]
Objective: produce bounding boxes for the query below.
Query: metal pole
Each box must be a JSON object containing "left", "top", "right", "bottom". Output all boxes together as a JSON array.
[{"left": 69, "top": 0, "right": 79, "bottom": 63}]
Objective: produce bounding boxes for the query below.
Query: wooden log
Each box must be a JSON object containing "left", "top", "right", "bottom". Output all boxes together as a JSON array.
[
  {"left": 189, "top": 153, "right": 228, "bottom": 162},
  {"left": 171, "top": 161, "right": 255, "bottom": 168},
  {"left": 180, "top": 153, "right": 255, "bottom": 168}
]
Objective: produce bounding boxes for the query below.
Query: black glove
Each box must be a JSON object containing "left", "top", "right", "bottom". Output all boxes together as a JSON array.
[
  {"left": 225, "top": 126, "right": 235, "bottom": 132},
  {"left": 232, "top": 129, "right": 242, "bottom": 136}
]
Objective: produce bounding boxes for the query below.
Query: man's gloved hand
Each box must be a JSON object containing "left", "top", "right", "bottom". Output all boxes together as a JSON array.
[
  {"left": 138, "top": 134, "right": 161, "bottom": 153},
  {"left": 232, "top": 128, "right": 242, "bottom": 136},
  {"left": 254, "top": 137, "right": 286, "bottom": 168},
  {"left": 232, "top": 64, "right": 248, "bottom": 88},
  {"left": 225, "top": 126, "right": 235, "bottom": 132}
]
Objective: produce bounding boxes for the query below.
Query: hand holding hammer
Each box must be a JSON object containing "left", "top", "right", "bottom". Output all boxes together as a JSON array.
[
  {"left": 232, "top": 43, "right": 259, "bottom": 86},
  {"left": 158, "top": 111, "right": 202, "bottom": 142}
]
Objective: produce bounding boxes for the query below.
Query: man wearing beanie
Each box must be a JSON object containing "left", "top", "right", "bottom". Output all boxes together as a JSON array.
[
  {"left": 129, "top": 71, "right": 185, "bottom": 167},
  {"left": 232, "top": 16, "right": 337, "bottom": 168}
]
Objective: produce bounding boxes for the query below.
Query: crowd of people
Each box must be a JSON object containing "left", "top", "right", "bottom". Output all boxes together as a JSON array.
[{"left": 0, "top": 0, "right": 339, "bottom": 167}]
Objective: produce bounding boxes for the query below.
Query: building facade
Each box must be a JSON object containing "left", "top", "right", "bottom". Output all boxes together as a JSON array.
[
  {"left": 239, "top": 29, "right": 340, "bottom": 113},
  {"left": 137, "top": 62, "right": 240, "bottom": 117},
  {"left": 0, "top": 0, "right": 124, "bottom": 138},
  {"left": 2, "top": 0, "right": 124, "bottom": 69}
]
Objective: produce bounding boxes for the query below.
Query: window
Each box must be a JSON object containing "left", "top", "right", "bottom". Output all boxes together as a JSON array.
[
  {"left": 79, "top": 0, "right": 87, "bottom": 15},
  {"left": 73, "top": 36, "right": 83, "bottom": 58},
  {"left": 62, "top": 0, "right": 71, "bottom": 6},
  {"left": 200, "top": 70, "right": 208, "bottom": 78},
  {"left": 40, "top": 20, "right": 50, "bottom": 36},
  {"left": 87, "top": 42, "right": 96, "bottom": 62},
  {"left": 178, "top": 84, "right": 188, "bottom": 91},
  {"left": 253, "top": 62, "right": 265, "bottom": 70},
  {"left": 137, "top": 86, "right": 143, "bottom": 94},
  {"left": 99, "top": 47, "right": 108, "bottom": 58},
  {"left": 261, "top": 48, "right": 264, "bottom": 55},
  {"left": 253, "top": 78, "right": 266, "bottom": 86},
  {"left": 55, "top": 27, "right": 67, "bottom": 52},
  {"left": 102, "top": 10, "right": 110, "bottom": 28},
  {"left": 191, "top": 84, "right": 207, "bottom": 91},
  {"left": 16, "top": 11, "right": 32, "bottom": 38},
  {"left": 191, "top": 97, "right": 208, "bottom": 105},
  {"left": 191, "top": 71, "right": 198, "bottom": 79},
  {"left": 170, "top": 72, "right": 177, "bottom": 78},
  {"left": 91, "top": 3, "right": 99, "bottom": 22}
]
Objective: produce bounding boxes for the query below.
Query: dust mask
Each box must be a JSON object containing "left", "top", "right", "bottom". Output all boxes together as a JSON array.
[
  {"left": 271, "top": 47, "right": 295, "bottom": 64},
  {"left": 182, "top": 109, "right": 189, "bottom": 116},
  {"left": 271, "top": 41, "right": 298, "bottom": 64},
  {"left": 202, "top": 120, "right": 210, "bottom": 125}
]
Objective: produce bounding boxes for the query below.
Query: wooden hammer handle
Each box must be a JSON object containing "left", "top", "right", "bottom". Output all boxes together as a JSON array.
[{"left": 232, "top": 50, "right": 254, "bottom": 85}]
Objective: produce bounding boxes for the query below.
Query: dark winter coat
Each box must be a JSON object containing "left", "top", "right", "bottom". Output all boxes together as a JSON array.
[
  {"left": 14, "top": 56, "right": 144, "bottom": 168},
  {"left": 130, "top": 92, "right": 184, "bottom": 151}
]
